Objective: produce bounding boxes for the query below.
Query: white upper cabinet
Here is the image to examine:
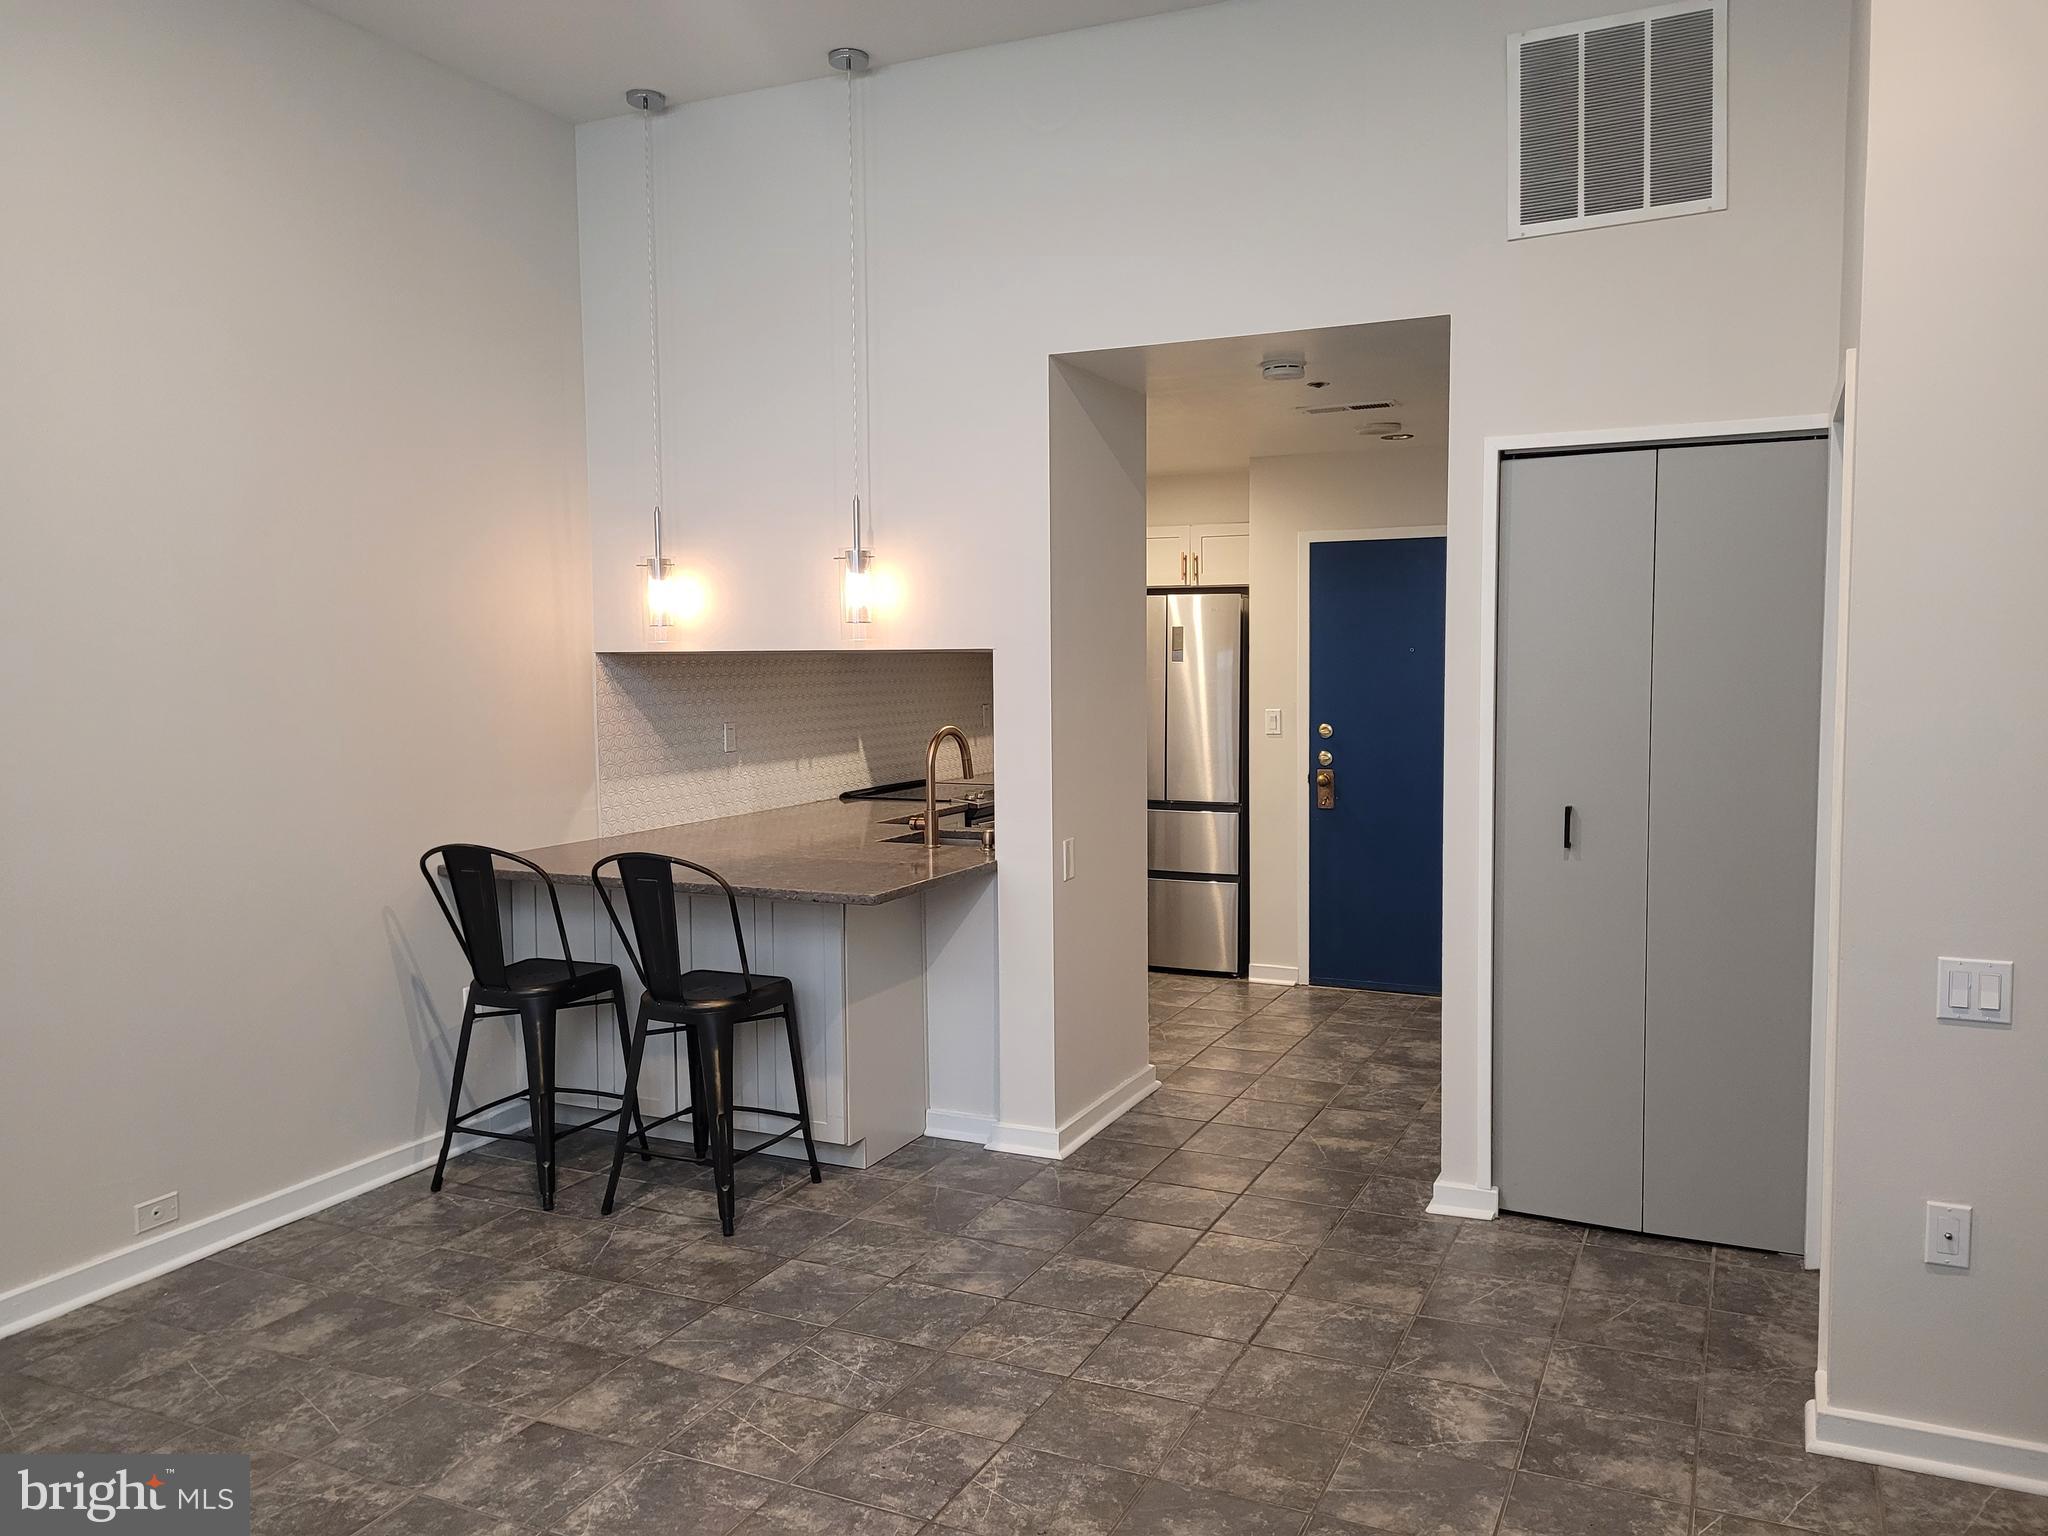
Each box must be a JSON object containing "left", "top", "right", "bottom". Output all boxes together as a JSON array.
[
  {"left": 1147, "top": 529, "right": 1192, "bottom": 586},
  {"left": 1147, "top": 524, "right": 1250, "bottom": 588},
  {"left": 1195, "top": 528, "right": 1250, "bottom": 586}
]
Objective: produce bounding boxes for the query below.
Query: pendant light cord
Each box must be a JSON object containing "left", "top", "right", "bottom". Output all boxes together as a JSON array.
[
  {"left": 844, "top": 59, "right": 864, "bottom": 555},
  {"left": 642, "top": 102, "right": 665, "bottom": 524}
]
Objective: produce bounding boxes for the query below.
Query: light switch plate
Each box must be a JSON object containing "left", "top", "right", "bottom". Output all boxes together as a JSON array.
[
  {"left": 1936, "top": 958, "right": 2013, "bottom": 1026},
  {"left": 1924, "top": 1201, "right": 1972, "bottom": 1268},
  {"left": 1264, "top": 708, "right": 1283, "bottom": 737},
  {"left": 720, "top": 723, "right": 737, "bottom": 753},
  {"left": 1061, "top": 838, "right": 1075, "bottom": 881}
]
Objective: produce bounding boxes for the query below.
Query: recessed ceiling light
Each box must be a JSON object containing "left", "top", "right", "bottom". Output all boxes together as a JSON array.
[{"left": 1381, "top": 432, "right": 1415, "bottom": 442}]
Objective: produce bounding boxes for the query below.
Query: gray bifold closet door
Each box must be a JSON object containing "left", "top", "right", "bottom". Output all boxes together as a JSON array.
[
  {"left": 1643, "top": 440, "right": 1826, "bottom": 1253},
  {"left": 1494, "top": 449, "right": 1657, "bottom": 1233},
  {"left": 1494, "top": 439, "right": 1825, "bottom": 1252}
]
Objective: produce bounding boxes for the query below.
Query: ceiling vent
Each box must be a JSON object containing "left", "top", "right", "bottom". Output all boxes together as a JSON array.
[
  {"left": 1508, "top": 0, "right": 1724, "bottom": 240},
  {"left": 1296, "top": 399, "right": 1397, "bottom": 417}
]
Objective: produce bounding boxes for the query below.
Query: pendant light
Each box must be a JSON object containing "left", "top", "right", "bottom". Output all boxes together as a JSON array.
[
  {"left": 627, "top": 86, "right": 702, "bottom": 639},
  {"left": 831, "top": 46, "right": 877, "bottom": 638}
]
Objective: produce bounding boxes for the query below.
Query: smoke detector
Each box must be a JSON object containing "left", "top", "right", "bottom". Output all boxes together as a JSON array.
[{"left": 1260, "top": 356, "right": 1307, "bottom": 382}]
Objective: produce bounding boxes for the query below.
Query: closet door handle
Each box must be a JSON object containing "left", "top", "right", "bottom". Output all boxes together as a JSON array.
[{"left": 1564, "top": 804, "right": 1575, "bottom": 850}]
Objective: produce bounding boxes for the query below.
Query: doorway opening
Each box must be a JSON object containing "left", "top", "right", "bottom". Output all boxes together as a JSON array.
[{"left": 1056, "top": 315, "right": 1451, "bottom": 996}]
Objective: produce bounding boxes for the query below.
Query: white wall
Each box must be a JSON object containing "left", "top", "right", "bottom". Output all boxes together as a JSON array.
[
  {"left": 0, "top": 0, "right": 591, "bottom": 1303},
  {"left": 1816, "top": 0, "right": 2048, "bottom": 1477},
  {"left": 1246, "top": 450, "right": 1449, "bottom": 983},
  {"left": 1046, "top": 362, "right": 1153, "bottom": 1137},
  {"left": 1146, "top": 470, "right": 1250, "bottom": 528},
  {"left": 573, "top": 0, "right": 1851, "bottom": 1166}
]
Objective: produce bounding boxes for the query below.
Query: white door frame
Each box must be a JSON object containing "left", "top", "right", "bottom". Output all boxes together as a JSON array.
[
  {"left": 1294, "top": 525, "right": 1448, "bottom": 988},
  {"left": 1463, "top": 413, "right": 1834, "bottom": 1216}
]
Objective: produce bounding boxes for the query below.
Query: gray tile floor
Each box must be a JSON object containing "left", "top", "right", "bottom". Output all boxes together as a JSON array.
[{"left": 5, "top": 979, "right": 2044, "bottom": 1535}]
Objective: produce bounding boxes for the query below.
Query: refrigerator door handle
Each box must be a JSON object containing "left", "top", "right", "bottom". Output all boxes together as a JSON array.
[{"left": 1170, "top": 625, "right": 1184, "bottom": 661}]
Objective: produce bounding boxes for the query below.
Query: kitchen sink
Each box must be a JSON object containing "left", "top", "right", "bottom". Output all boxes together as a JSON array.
[{"left": 881, "top": 826, "right": 994, "bottom": 848}]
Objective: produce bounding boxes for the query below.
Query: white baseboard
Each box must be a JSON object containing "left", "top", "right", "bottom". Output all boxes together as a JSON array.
[
  {"left": 986, "top": 1064, "right": 1161, "bottom": 1160},
  {"left": 1807, "top": 1372, "right": 2048, "bottom": 1494},
  {"left": 0, "top": 1104, "right": 531, "bottom": 1339},
  {"left": 924, "top": 1109, "right": 998, "bottom": 1145},
  {"left": 1247, "top": 963, "right": 1299, "bottom": 986},
  {"left": 1426, "top": 1177, "right": 1501, "bottom": 1220}
]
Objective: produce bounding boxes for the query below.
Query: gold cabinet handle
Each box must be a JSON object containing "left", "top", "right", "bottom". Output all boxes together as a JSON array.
[
  {"left": 1180, "top": 551, "right": 1187, "bottom": 583},
  {"left": 1192, "top": 554, "right": 1200, "bottom": 582}
]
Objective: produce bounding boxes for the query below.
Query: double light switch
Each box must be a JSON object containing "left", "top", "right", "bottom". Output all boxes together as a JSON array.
[{"left": 1936, "top": 958, "right": 2013, "bottom": 1026}]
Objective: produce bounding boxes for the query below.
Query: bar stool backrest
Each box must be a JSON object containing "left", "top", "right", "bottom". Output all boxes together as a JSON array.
[
  {"left": 592, "top": 853, "right": 753, "bottom": 1004},
  {"left": 420, "top": 843, "right": 581, "bottom": 990}
]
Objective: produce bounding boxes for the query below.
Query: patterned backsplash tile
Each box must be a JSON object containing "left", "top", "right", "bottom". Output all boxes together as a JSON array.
[{"left": 595, "top": 650, "right": 996, "bottom": 836}]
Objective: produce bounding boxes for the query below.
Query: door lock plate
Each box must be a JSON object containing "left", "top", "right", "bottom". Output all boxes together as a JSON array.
[{"left": 1314, "top": 768, "right": 1335, "bottom": 809}]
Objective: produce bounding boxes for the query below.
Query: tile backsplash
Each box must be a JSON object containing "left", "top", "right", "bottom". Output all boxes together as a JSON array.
[{"left": 595, "top": 651, "right": 996, "bottom": 836}]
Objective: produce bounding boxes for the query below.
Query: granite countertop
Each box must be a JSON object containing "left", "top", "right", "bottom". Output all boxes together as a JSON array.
[{"left": 510, "top": 792, "right": 996, "bottom": 906}]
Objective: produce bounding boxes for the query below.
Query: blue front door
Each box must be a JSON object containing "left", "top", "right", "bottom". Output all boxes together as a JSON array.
[{"left": 1307, "top": 536, "right": 1446, "bottom": 992}]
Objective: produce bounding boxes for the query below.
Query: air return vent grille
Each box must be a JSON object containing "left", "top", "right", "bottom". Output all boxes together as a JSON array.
[
  {"left": 1509, "top": 1, "right": 1725, "bottom": 239},
  {"left": 1296, "top": 400, "right": 1397, "bottom": 417}
]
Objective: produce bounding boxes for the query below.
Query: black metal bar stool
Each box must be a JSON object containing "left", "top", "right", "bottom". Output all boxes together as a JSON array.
[
  {"left": 419, "top": 844, "right": 649, "bottom": 1209},
  {"left": 592, "top": 853, "right": 822, "bottom": 1235}
]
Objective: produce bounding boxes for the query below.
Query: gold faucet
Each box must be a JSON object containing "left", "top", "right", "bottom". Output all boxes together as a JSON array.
[{"left": 924, "top": 725, "right": 976, "bottom": 849}]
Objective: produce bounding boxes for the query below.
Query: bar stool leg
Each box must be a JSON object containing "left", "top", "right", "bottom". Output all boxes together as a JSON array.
[
  {"left": 604, "top": 996, "right": 653, "bottom": 1215},
  {"left": 685, "top": 1027, "right": 709, "bottom": 1161},
  {"left": 518, "top": 1008, "right": 552, "bottom": 1211},
  {"left": 608, "top": 991, "right": 652, "bottom": 1160},
  {"left": 706, "top": 1018, "right": 736, "bottom": 1236},
  {"left": 541, "top": 1008, "right": 560, "bottom": 1205},
  {"left": 430, "top": 996, "right": 479, "bottom": 1193},
  {"left": 780, "top": 999, "right": 823, "bottom": 1184}
]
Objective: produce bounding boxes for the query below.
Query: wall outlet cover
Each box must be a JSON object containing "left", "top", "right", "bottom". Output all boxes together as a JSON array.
[
  {"left": 1924, "top": 1200, "right": 1972, "bottom": 1268},
  {"left": 135, "top": 1192, "right": 179, "bottom": 1235}
]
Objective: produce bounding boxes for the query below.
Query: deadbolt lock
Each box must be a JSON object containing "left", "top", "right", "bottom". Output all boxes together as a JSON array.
[
  {"left": 1318, "top": 750, "right": 1333, "bottom": 766},
  {"left": 1314, "top": 767, "right": 1335, "bottom": 810},
  {"left": 1317, "top": 723, "right": 1333, "bottom": 738}
]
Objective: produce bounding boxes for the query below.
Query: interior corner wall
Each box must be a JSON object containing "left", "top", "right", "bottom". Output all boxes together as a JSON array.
[
  {"left": 1146, "top": 470, "right": 1251, "bottom": 528},
  {"left": 1047, "top": 363, "right": 1152, "bottom": 1131},
  {"left": 1246, "top": 451, "right": 1449, "bottom": 982},
  {"left": 1818, "top": 0, "right": 2048, "bottom": 1467},
  {"left": 0, "top": 0, "right": 591, "bottom": 1305},
  {"left": 572, "top": 0, "right": 1852, "bottom": 1188}
]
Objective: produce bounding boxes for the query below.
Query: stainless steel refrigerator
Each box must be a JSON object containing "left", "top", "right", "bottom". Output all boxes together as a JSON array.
[{"left": 1146, "top": 589, "right": 1249, "bottom": 975}]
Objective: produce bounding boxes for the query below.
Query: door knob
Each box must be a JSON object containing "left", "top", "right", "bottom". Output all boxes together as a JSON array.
[
  {"left": 1317, "top": 723, "right": 1333, "bottom": 738},
  {"left": 1314, "top": 768, "right": 1335, "bottom": 809},
  {"left": 1317, "top": 750, "right": 1333, "bottom": 766}
]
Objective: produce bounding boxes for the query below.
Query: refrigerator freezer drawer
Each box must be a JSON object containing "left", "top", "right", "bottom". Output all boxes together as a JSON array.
[
  {"left": 1149, "top": 877, "right": 1240, "bottom": 974},
  {"left": 1148, "top": 809, "right": 1241, "bottom": 876}
]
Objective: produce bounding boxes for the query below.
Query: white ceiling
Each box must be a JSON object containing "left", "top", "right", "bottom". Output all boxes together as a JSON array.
[
  {"left": 303, "top": 0, "right": 1230, "bottom": 122},
  {"left": 1062, "top": 317, "right": 1452, "bottom": 476}
]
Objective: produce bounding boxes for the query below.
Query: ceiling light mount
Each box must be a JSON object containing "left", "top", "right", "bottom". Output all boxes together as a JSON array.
[
  {"left": 828, "top": 47, "right": 870, "bottom": 74},
  {"left": 1381, "top": 432, "right": 1416, "bottom": 442},
  {"left": 623, "top": 88, "right": 667, "bottom": 113}
]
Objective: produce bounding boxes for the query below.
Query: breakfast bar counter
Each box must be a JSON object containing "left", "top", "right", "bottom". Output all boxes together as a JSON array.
[
  {"left": 509, "top": 793, "right": 994, "bottom": 905},
  {"left": 486, "top": 791, "right": 999, "bottom": 1169}
]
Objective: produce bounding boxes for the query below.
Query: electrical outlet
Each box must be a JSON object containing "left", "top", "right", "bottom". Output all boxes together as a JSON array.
[
  {"left": 1924, "top": 1201, "right": 1972, "bottom": 1268},
  {"left": 135, "top": 1192, "right": 179, "bottom": 1235},
  {"left": 1061, "top": 838, "right": 1075, "bottom": 881},
  {"left": 720, "top": 723, "right": 738, "bottom": 753}
]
